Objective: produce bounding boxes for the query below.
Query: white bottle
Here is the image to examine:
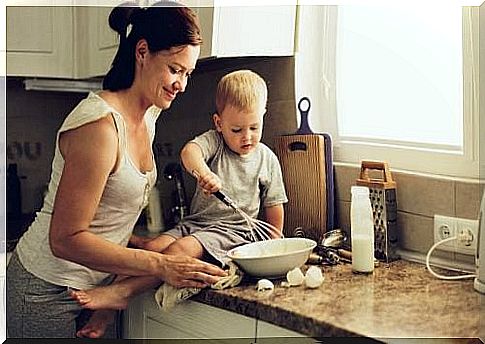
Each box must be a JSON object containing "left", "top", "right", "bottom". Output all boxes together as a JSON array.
[
  {"left": 146, "top": 184, "right": 165, "bottom": 233},
  {"left": 351, "top": 186, "right": 374, "bottom": 274}
]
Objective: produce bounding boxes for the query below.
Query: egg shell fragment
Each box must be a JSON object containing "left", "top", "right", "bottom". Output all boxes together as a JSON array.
[
  {"left": 256, "top": 279, "right": 274, "bottom": 291},
  {"left": 304, "top": 266, "right": 324, "bottom": 288},
  {"left": 286, "top": 267, "right": 305, "bottom": 286}
]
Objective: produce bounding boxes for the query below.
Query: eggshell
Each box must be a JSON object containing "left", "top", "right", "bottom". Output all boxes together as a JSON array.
[
  {"left": 256, "top": 279, "right": 274, "bottom": 291},
  {"left": 286, "top": 267, "right": 305, "bottom": 286},
  {"left": 304, "top": 266, "right": 324, "bottom": 288}
]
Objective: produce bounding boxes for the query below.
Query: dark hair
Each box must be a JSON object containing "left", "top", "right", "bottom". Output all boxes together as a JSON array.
[{"left": 103, "top": 1, "right": 202, "bottom": 91}]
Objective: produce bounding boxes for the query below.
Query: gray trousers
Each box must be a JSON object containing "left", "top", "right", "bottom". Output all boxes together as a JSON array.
[{"left": 6, "top": 250, "right": 119, "bottom": 338}]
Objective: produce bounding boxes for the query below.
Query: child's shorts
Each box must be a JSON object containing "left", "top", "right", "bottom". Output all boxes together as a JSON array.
[{"left": 162, "top": 220, "right": 255, "bottom": 266}]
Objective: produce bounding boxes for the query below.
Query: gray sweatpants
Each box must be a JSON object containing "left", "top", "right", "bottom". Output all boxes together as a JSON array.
[{"left": 6, "top": 250, "right": 118, "bottom": 338}]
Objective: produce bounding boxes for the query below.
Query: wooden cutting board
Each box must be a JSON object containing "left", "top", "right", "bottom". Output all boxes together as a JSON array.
[
  {"left": 274, "top": 133, "right": 329, "bottom": 241},
  {"left": 273, "top": 97, "right": 334, "bottom": 241}
]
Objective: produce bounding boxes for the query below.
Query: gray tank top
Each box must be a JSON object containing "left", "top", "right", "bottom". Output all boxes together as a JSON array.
[{"left": 16, "top": 92, "right": 158, "bottom": 289}]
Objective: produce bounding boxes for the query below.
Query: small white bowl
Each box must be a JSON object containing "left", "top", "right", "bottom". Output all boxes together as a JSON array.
[{"left": 226, "top": 238, "right": 317, "bottom": 278}]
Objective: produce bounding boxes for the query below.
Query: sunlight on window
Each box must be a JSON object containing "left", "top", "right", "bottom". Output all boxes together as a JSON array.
[{"left": 336, "top": 3, "right": 463, "bottom": 148}]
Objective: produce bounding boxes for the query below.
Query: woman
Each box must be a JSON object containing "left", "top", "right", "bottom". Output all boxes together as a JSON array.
[{"left": 6, "top": 1, "right": 226, "bottom": 338}]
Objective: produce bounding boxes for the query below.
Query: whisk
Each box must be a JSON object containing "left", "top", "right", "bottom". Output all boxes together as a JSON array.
[{"left": 191, "top": 170, "right": 282, "bottom": 241}]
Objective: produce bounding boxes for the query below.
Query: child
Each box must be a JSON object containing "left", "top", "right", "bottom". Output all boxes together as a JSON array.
[{"left": 70, "top": 69, "right": 288, "bottom": 334}]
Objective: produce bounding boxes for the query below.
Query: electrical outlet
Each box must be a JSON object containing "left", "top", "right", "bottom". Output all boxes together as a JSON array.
[
  {"left": 454, "top": 217, "right": 479, "bottom": 255},
  {"left": 433, "top": 215, "right": 479, "bottom": 256},
  {"left": 433, "top": 215, "right": 456, "bottom": 251}
]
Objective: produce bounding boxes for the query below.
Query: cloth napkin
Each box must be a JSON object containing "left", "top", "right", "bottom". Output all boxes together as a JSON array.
[{"left": 154, "top": 261, "right": 243, "bottom": 311}]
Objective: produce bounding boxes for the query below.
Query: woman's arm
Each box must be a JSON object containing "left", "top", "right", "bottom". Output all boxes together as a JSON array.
[
  {"left": 49, "top": 117, "right": 224, "bottom": 287},
  {"left": 263, "top": 204, "right": 284, "bottom": 238}
]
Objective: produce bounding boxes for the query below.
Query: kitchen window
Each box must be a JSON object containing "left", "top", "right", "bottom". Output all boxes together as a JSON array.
[{"left": 295, "top": 3, "right": 482, "bottom": 179}]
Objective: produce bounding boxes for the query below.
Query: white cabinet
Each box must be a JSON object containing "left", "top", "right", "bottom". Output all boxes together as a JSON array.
[
  {"left": 122, "top": 289, "right": 309, "bottom": 341},
  {"left": 123, "top": 290, "right": 255, "bottom": 339},
  {"left": 74, "top": 6, "right": 119, "bottom": 78},
  {"left": 257, "top": 318, "right": 311, "bottom": 340},
  {"left": 6, "top": 4, "right": 295, "bottom": 79},
  {"left": 6, "top": 7, "right": 75, "bottom": 78},
  {"left": 191, "top": 2, "right": 296, "bottom": 59},
  {"left": 6, "top": 6, "right": 118, "bottom": 79}
]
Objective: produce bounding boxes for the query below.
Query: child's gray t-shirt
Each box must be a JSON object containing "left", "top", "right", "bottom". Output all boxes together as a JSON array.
[{"left": 182, "top": 129, "right": 288, "bottom": 226}]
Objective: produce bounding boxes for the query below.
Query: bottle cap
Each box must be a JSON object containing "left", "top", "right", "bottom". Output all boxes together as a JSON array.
[{"left": 351, "top": 186, "right": 369, "bottom": 197}]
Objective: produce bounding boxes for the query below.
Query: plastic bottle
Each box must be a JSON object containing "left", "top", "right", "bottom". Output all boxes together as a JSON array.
[
  {"left": 351, "top": 186, "right": 374, "bottom": 273},
  {"left": 146, "top": 183, "right": 165, "bottom": 233}
]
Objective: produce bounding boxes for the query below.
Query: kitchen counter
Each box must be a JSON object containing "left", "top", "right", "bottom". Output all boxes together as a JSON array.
[{"left": 191, "top": 260, "right": 484, "bottom": 340}]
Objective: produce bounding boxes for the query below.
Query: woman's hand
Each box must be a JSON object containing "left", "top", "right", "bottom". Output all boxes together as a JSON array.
[{"left": 157, "top": 254, "right": 227, "bottom": 288}]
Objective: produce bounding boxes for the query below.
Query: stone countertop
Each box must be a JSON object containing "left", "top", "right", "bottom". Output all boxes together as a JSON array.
[{"left": 192, "top": 260, "right": 485, "bottom": 339}]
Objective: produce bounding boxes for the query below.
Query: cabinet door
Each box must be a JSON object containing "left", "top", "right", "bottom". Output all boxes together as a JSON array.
[
  {"left": 74, "top": 6, "right": 119, "bottom": 78},
  {"left": 257, "top": 318, "right": 310, "bottom": 341},
  {"left": 192, "top": 5, "right": 216, "bottom": 59},
  {"left": 6, "top": 7, "right": 74, "bottom": 78},
  {"left": 186, "top": 1, "right": 296, "bottom": 59},
  {"left": 123, "top": 290, "right": 256, "bottom": 339},
  {"left": 212, "top": 4, "right": 296, "bottom": 57}
]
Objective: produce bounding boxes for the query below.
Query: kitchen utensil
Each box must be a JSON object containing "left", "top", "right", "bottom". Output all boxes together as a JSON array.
[
  {"left": 227, "top": 237, "right": 317, "bottom": 278},
  {"left": 308, "top": 228, "right": 350, "bottom": 265},
  {"left": 308, "top": 247, "right": 352, "bottom": 266},
  {"left": 321, "top": 228, "right": 348, "bottom": 248},
  {"left": 191, "top": 170, "right": 281, "bottom": 241},
  {"left": 274, "top": 97, "right": 334, "bottom": 241},
  {"left": 356, "top": 161, "right": 399, "bottom": 262}
]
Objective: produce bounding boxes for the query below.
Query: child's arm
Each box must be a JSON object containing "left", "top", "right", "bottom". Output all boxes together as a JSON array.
[
  {"left": 180, "top": 142, "right": 221, "bottom": 194},
  {"left": 263, "top": 204, "right": 284, "bottom": 238},
  {"left": 129, "top": 234, "right": 175, "bottom": 253}
]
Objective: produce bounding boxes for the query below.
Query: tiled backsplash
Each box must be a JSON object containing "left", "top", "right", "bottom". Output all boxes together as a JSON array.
[
  {"left": 334, "top": 163, "right": 484, "bottom": 264},
  {"left": 6, "top": 78, "right": 86, "bottom": 212}
]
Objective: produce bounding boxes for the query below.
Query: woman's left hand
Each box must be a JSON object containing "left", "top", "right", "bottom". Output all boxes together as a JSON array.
[{"left": 154, "top": 254, "right": 227, "bottom": 288}]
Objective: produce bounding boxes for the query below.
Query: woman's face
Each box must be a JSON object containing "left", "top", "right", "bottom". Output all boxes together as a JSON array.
[{"left": 138, "top": 43, "right": 200, "bottom": 110}]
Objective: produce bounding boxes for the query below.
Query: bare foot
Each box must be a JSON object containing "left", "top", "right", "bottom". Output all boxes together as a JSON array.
[
  {"left": 69, "top": 285, "right": 130, "bottom": 310},
  {"left": 76, "top": 309, "right": 115, "bottom": 338}
]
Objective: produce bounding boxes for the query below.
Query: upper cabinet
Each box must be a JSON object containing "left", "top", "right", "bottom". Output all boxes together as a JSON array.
[
  {"left": 6, "top": 6, "right": 118, "bottom": 79},
  {"left": 6, "top": 3, "right": 296, "bottom": 79},
  {"left": 193, "top": 2, "right": 296, "bottom": 59},
  {"left": 75, "top": 6, "right": 120, "bottom": 78},
  {"left": 7, "top": 7, "right": 76, "bottom": 78}
]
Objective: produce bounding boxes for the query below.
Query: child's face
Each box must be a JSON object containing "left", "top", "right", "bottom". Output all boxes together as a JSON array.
[{"left": 213, "top": 104, "right": 265, "bottom": 156}]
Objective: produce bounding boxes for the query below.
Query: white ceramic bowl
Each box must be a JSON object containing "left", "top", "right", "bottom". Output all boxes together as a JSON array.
[{"left": 226, "top": 238, "right": 317, "bottom": 278}]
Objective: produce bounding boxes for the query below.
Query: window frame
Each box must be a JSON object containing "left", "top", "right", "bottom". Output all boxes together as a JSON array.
[{"left": 295, "top": 4, "right": 482, "bottom": 180}]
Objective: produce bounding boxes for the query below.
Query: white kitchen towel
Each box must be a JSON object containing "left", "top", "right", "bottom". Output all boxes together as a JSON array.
[{"left": 154, "top": 261, "right": 243, "bottom": 311}]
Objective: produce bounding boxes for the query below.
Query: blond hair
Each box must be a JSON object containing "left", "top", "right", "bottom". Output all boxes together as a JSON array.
[{"left": 215, "top": 70, "right": 267, "bottom": 115}]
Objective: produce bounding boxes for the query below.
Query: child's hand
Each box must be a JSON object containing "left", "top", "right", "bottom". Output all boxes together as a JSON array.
[{"left": 197, "top": 170, "right": 222, "bottom": 195}]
